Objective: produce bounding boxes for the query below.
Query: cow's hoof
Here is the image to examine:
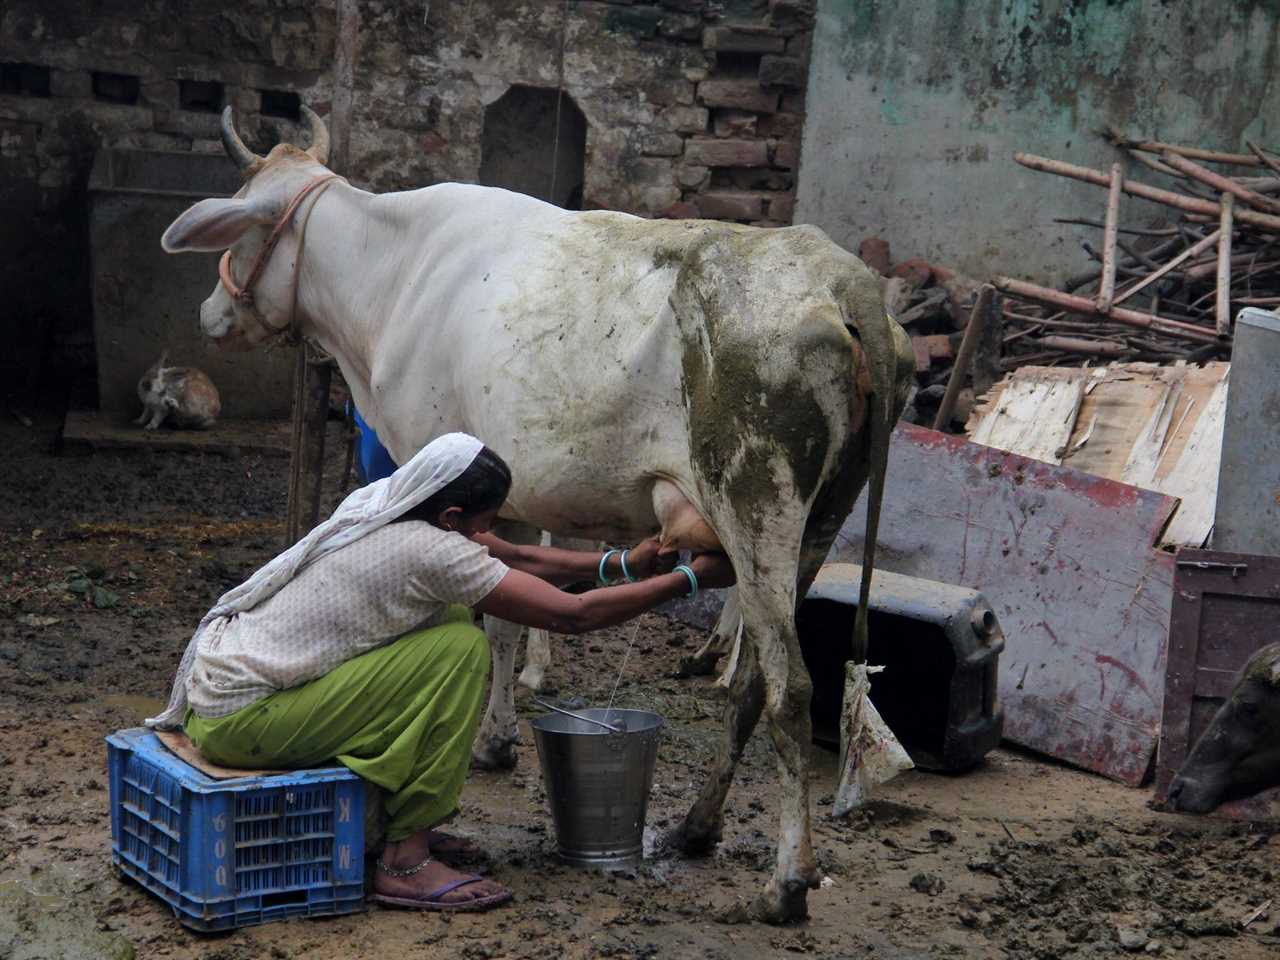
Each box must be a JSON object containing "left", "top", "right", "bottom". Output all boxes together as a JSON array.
[
  {"left": 753, "top": 877, "right": 812, "bottom": 925},
  {"left": 516, "top": 665, "right": 545, "bottom": 692},
  {"left": 470, "top": 737, "right": 518, "bottom": 771},
  {"left": 662, "top": 817, "right": 721, "bottom": 857},
  {"left": 676, "top": 651, "right": 722, "bottom": 678}
]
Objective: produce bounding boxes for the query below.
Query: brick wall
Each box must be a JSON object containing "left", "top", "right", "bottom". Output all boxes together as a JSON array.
[{"left": 0, "top": 0, "right": 814, "bottom": 390}]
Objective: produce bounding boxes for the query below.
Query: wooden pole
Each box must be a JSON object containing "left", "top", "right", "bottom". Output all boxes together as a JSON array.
[
  {"left": 992, "top": 276, "right": 1220, "bottom": 343},
  {"left": 331, "top": 0, "right": 359, "bottom": 175},
  {"left": 1038, "top": 335, "right": 1131, "bottom": 358},
  {"left": 1246, "top": 140, "right": 1280, "bottom": 179},
  {"left": 1160, "top": 152, "right": 1280, "bottom": 214},
  {"left": 1111, "top": 229, "right": 1220, "bottom": 307},
  {"left": 1014, "top": 153, "right": 1280, "bottom": 233},
  {"left": 932, "top": 284, "right": 994, "bottom": 431},
  {"left": 1096, "top": 163, "right": 1123, "bottom": 313},
  {"left": 1104, "top": 128, "right": 1265, "bottom": 167},
  {"left": 1217, "top": 193, "right": 1234, "bottom": 337},
  {"left": 283, "top": 0, "right": 358, "bottom": 546}
]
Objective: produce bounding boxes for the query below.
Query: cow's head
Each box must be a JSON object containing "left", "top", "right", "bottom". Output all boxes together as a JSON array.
[
  {"left": 1167, "top": 642, "right": 1280, "bottom": 813},
  {"left": 161, "top": 105, "right": 332, "bottom": 350}
]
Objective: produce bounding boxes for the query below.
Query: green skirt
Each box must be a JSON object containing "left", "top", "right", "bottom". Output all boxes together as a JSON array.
[{"left": 185, "top": 605, "right": 489, "bottom": 842}]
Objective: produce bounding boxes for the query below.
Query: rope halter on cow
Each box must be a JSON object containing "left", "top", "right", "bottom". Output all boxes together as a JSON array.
[{"left": 217, "top": 173, "right": 344, "bottom": 347}]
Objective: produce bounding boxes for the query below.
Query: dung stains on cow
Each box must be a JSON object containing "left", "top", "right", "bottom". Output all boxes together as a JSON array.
[{"left": 672, "top": 223, "right": 895, "bottom": 540}]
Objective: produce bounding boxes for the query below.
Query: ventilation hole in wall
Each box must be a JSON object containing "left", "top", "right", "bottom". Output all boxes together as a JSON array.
[
  {"left": 1, "top": 62, "right": 52, "bottom": 98},
  {"left": 92, "top": 71, "right": 140, "bottom": 105},
  {"left": 711, "top": 52, "right": 764, "bottom": 76},
  {"left": 260, "top": 89, "right": 300, "bottom": 121},
  {"left": 179, "top": 79, "right": 223, "bottom": 113}
]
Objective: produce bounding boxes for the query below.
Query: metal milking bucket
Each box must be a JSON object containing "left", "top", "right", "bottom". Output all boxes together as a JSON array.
[{"left": 530, "top": 708, "right": 663, "bottom": 868}]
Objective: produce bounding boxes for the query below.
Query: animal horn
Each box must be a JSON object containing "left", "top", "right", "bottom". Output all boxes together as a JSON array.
[
  {"left": 301, "top": 105, "right": 330, "bottom": 165},
  {"left": 220, "top": 106, "right": 261, "bottom": 170}
]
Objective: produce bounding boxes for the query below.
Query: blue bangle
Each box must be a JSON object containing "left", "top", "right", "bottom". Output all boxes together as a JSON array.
[
  {"left": 620, "top": 549, "right": 636, "bottom": 583},
  {"left": 674, "top": 564, "right": 698, "bottom": 599},
  {"left": 598, "top": 548, "right": 619, "bottom": 585}
]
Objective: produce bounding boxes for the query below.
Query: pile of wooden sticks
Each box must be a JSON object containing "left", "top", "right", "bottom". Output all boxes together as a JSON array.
[{"left": 993, "top": 130, "right": 1280, "bottom": 369}]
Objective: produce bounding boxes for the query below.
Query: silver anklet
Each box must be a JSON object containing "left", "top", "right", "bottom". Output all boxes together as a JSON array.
[{"left": 376, "top": 855, "right": 434, "bottom": 878}]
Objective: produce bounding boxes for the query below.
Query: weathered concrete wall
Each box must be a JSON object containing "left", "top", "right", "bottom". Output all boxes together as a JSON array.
[
  {"left": 1, "top": 0, "right": 813, "bottom": 395},
  {"left": 795, "top": 0, "right": 1280, "bottom": 285}
]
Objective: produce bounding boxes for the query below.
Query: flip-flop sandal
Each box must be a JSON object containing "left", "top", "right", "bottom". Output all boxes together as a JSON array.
[{"left": 371, "top": 857, "right": 513, "bottom": 913}]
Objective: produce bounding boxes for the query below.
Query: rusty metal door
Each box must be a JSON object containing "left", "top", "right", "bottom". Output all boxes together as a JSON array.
[{"left": 1157, "top": 548, "right": 1280, "bottom": 817}]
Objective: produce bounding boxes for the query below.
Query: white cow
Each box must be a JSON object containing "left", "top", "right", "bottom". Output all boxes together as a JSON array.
[{"left": 161, "top": 107, "right": 914, "bottom": 922}]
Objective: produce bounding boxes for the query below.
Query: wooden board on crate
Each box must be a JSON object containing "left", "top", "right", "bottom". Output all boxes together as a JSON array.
[{"left": 966, "top": 361, "right": 1229, "bottom": 548}]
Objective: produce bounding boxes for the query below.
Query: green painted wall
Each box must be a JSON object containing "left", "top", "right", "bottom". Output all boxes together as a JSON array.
[{"left": 796, "top": 0, "right": 1280, "bottom": 283}]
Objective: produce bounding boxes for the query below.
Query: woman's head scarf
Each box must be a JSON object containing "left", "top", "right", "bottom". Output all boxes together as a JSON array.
[{"left": 147, "top": 432, "right": 485, "bottom": 729}]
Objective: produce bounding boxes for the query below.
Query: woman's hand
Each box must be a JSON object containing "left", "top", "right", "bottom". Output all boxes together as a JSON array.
[
  {"left": 689, "top": 551, "right": 736, "bottom": 590},
  {"left": 624, "top": 536, "right": 678, "bottom": 579}
]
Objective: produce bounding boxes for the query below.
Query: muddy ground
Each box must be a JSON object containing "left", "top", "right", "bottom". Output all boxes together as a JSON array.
[{"left": 1, "top": 410, "right": 1278, "bottom": 960}]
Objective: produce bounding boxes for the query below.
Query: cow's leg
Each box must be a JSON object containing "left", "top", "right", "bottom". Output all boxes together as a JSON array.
[
  {"left": 516, "top": 627, "right": 551, "bottom": 691},
  {"left": 668, "top": 627, "right": 764, "bottom": 854},
  {"left": 680, "top": 586, "right": 739, "bottom": 677},
  {"left": 472, "top": 520, "right": 541, "bottom": 770},
  {"left": 745, "top": 581, "right": 819, "bottom": 923}
]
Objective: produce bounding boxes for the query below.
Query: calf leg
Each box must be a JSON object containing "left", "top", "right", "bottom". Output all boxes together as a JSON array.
[
  {"left": 669, "top": 634, "right": 763, "bottom": 854},
  {"left": 680, "top": 586, "right": 740, "bottom": 677},
  {"left": 472, "top": 520, "right": 541, "bottom": 770},
  {"left": 516, "top": 627, "right": 551, "bottom": 691},
  {"left": 472, "top": 615, "right": 523, "bottom": 770}
]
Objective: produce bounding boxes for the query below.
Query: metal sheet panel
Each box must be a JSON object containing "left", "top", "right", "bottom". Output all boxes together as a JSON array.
[
  {"left": 835, "top": 424, "right": 1179, "bottom": 785},
  {"left": 1214, "top": 307, "right": 1280, "bottom": 554},
  {"left": 1156, "top": 548, "right": 1280, "bottom": 818}
]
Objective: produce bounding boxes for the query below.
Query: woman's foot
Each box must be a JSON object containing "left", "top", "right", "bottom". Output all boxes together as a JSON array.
[
  {"left": 427, "top": 830, "right": 487, "bottom": 865},
  {"left": 372, "top": 834, "right": 511, "bottom": 912}
]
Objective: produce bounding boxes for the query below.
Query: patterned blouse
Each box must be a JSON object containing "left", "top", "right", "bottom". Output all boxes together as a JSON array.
[{"left": 186, "top": 521, "right": 508, "bottom": 718}]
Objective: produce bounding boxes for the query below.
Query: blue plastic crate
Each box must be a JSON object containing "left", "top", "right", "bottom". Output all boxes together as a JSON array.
[{"left": 106, "top": 727, "right": 365, "bottom": 932}]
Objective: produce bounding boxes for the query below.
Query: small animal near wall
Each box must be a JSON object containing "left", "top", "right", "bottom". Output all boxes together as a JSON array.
[{"left": 135, "top": 353, "right": 221, "bottom": 430}]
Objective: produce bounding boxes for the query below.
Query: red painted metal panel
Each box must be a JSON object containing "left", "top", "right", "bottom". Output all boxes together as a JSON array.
[{"left": 837, "top": 423, "right": 1179, "bottom": 785}]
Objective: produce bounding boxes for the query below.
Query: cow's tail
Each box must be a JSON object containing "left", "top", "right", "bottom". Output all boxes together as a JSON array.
[{"left": 850, "top": 310, "right": 906, "bottom": 663}]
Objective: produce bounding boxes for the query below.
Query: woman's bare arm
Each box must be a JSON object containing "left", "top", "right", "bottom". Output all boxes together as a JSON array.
[
  {"left": 472, "top": 533, "right": 673, "bottom": 586},
  {"left": 474, "top": 553, "right": 734, "bottom": 635}
]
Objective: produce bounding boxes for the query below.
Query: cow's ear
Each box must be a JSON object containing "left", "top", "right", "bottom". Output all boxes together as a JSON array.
[{"left": 161, "top": 197, "right": 274, "bottom": 253}]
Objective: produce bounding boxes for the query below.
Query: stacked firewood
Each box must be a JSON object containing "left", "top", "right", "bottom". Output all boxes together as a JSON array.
[{"left": 994, "top": 130, "right": 1280, "bottom": 369}]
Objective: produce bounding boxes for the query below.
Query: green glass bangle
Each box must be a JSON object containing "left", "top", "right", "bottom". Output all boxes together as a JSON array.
[
  {"left": 673, "top": 563, "right": 698, "bottom": 599},
  {"left": 598, "top": 548, "right": 619, "bottom": 585}
]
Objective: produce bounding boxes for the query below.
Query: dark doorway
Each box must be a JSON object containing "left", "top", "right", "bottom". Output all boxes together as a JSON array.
[{"left": 479, "top": 85, "right": 586, "bottom": 209}]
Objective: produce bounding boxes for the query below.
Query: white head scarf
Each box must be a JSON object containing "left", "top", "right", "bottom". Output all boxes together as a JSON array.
[{"left": 146, "top": 432, "right": 486, "bottom": 729}]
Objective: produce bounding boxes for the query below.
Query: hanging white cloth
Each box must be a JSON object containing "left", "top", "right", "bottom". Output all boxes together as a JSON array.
[
  {"left": 146, "top": 432, "right": 484, "bottom": 729},
  {"left": 833, "top": 662, "right": 915, "bottom": 816}
]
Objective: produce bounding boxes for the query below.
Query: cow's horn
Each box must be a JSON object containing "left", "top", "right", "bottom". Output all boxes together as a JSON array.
[
  {"left": 301, "top": 105, "right": 330, "bottom": 165},
  {"left": 220, "top": 106, "right": 261, "bottom": 170}
]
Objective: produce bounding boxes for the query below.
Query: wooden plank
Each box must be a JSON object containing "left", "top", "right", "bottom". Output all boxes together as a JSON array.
[
  {"left": 971, "top": 363, "right": 1230, "bottom": 549},
  {"left": 1158, "top": 370, "right": 1229, "bottom": 548},
  {"left": 61, "top": 410, "right": 294, "bottom": 457},
  {"left": 968, "top": 373, "right": 1085, "bottom": 464},
  {"left": 1119, "top": 382, "right": 1180, "bottom": 489}
]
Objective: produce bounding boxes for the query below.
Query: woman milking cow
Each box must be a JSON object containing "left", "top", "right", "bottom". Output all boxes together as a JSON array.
[{"left": 149, "top": 433, "right": 735, "bottom": 911}]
